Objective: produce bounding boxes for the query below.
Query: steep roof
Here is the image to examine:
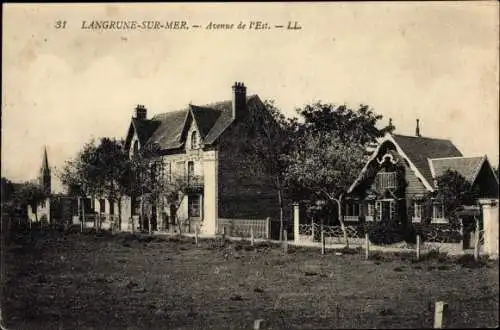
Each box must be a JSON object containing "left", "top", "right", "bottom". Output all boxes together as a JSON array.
[
  {"left": 392, "top": 134, "right": 463, "bottom": 185},
  {"left": 189, "top": 105, "right": 222, "bottom": 138},
  {"left": 144, "top": 95, "right": 261, "bottom": 150},
  {"left": 429, "top": 156, "right": 486, "bottom": 183},
  {"left": 148, "top": 110, "right": 189, "bottom": 150},
  {"left": 131, "top": 118, "right": 160, "bottom": 145}
]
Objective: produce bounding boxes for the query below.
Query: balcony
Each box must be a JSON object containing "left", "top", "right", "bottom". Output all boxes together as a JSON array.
[
  {"left": 186, "top": 174, "right": 204, "bottom": 192},
  {"left": 376, "top": 172, "right": 398, "bottom": 190}
]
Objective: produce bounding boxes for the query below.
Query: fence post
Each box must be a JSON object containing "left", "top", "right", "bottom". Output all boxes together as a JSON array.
[
  {"left": 293, "top": 203, "right": 300, "bottom": 243},
  {"left": 250, "top": 227, "right": 254, "bottom": 247},
  {"left": 365, "top": 233, "right": 370, "bottom": 260},
  {"left": 474, "top": 217, "right": 480, "bottom": 261},
  {"left": 195, "top": 225, "right": 199, "bottom": 247},
  {"left": 434, "top": 301, "right": 447, "bottom": 329},
  {"left": 321, "top": 224, "right": 325, "bottom": 255},
  {"left": 459, "top": 221, "right": 464, "bottom": 250},
  {"left": 283, "top": 230, "right": 288, "bottom": 255},
  {"left": 416, "top": 235, "right": 421, "bottom": 261},
  {"left": 253, "top": 319, "right": 264, "bottom": 330},
  {"left": 222, "top": 225, "right": 226, "bottom": 246},
  {"left": 311, "top": 219, "right": 315, "bottom": 242},
  {"left": 265, "top": 217, "right": 270, "bottom": 240}
]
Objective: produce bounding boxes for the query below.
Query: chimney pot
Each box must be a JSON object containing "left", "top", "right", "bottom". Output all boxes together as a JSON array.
[
  {"left": 135, "top": 104, "right": 147, "bottom": 120},
  {"left": 416, "top": 118, "right": 421, "bottom": 137},
  {"left": 232, "top": 82, "right": 247, "bottom": 120}
]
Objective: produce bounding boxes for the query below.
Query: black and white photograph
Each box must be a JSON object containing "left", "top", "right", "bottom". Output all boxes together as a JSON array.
[{"left": 1, "top": 2, "right": 499, "bottom": 329}]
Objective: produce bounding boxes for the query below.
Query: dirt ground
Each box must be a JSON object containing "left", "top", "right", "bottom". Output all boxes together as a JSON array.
[{"left": 1, "top": 230, "right": 498, "bottom": 329}]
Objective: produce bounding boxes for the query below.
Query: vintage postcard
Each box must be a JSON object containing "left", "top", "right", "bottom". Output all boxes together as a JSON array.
[{"left": 2, "top": 2, "right": 499, "bottom": 329}]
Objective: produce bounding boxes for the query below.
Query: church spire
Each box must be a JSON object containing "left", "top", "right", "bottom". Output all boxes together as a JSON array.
[
  {"left": 40, "top": 145, "right": 51, "bottom": 194},
  {"left": 42, "top": 146, "right": 49, "bottom": 173}
]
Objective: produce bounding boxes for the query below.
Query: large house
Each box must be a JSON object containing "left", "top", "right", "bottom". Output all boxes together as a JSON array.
[
  {"left": 347, "top": 121, "right": 499, "bottom": 225},
  {"left": 120, "top": 82, "right": 279, "bottom": 236}
]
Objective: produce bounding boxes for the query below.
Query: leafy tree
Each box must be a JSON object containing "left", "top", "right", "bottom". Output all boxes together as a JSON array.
[
  {"left": 15, "top": 181, "right": 48, "bottom": 227},
  {"left": 295, "top": 102, "right": 395, "bottom": 146},
  {"left": 94, "top": 138, "right": 132, "bottom": 231},
  {"left": 285, "top": 131, "right": 366, "bottom": 247},
  {"left": 1, "top": 178, "right": 16, "bottom": 216},
  {"left": 60, "top": 138, "right": 132, "bottom": 231},
  {"left": 130, "top": 142, "right": 190, "bottom": 235},
  {"left": 286, "top": 102, "right": 391, "bottom": 246},
  {"left": 429, "top": 169, "right": 479, "bottom": 224},
  {"left": 243, "top": 99, "right": 299, "bottom": 240}
]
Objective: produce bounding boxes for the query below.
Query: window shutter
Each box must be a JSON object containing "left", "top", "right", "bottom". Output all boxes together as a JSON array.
[
  {"left": 375, "top": 201, "right": 382, "bottom": 221},
  {"left": 390, "top": 200, "right": 397, "bottom": 221}
]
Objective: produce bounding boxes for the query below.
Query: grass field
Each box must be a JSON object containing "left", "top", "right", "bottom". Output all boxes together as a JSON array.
[{"left": 2, "top": 230, "right": 498, "bottom": 329}]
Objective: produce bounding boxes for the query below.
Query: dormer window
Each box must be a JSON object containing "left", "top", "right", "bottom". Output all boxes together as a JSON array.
[{"left": 191, "top": 131, "right": 199, "bottom": 149}]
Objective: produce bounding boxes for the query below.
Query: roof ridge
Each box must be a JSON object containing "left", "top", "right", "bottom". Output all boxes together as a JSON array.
[
  {"left": 429, "top": 155, "right": 485, "bottom": 161},
  {"left": 393, "top": 133, "right": 454, "bottom": 142},
  {"left": 151, "top": 109, "right": 189, "bottom": 120}
]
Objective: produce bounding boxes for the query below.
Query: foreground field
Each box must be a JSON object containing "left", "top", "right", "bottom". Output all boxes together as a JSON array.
[{"left": 2, "top": 230, "right": 498, "bottom": 329}]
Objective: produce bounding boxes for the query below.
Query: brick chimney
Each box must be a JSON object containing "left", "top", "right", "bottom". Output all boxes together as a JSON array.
[
  {"left": 232, "top": 82, "right": 247, "bottom": 120},
  {"left": 415, "top": 118, "right": 421, "bottom": 137},
  {"left": 134, "top": 104, "right": 147, "bottom": 120}
]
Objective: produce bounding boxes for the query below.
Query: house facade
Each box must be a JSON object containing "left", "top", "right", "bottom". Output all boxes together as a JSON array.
[
  {"left": 120, "top": 82, "right": 279, "bottom": 236},
  {"left": 347, "top": 123, "right": 499, "bottom": 226}
]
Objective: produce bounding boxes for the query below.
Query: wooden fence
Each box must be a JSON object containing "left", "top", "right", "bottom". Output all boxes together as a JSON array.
[{"left": 217, "top": 218, "right": 270, "bottom": 239}]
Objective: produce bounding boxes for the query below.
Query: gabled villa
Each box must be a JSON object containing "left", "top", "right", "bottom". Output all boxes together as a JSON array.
[{"left": 346, "top": 122, "right": 498, "bottom": 225}]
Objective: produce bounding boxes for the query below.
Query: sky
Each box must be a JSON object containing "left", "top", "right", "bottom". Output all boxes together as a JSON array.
[{"left": 2, "top": 2, "right": 499, "bottom": 193}]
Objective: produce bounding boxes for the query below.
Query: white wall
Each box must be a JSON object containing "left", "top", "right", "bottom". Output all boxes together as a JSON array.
[
  {"left": 202, "top": 149, "right": 218, "bottom": 235},
  {"left": 27, "top": 197, "right": 51, "bottom": 224},
  {"left": 481, "top": 199, "right": 499, "bottom": 259}
]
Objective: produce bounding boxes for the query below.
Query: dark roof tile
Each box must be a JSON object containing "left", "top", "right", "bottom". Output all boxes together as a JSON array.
[
  {"left": 132, "top": 118, "right": 160, "bottom": 146},
  {"left": 429, "top": 156, "right": 485, "bottom": 183},
  {"left": 392, "top": 134, "right": 463, "bottom": 184},
  {"left": 148, "top": 110, "right": 189, "bottom": 149}
]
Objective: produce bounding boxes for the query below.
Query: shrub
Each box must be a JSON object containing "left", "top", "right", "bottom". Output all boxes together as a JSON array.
[{"left": 367, "top": 222, "right": 416, "bottom": 245}]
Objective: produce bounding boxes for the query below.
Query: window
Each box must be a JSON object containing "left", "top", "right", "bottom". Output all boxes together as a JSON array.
[
  {"left": 99, "top": 199, "right": 105, "bottom": 213},
  {"left": 175, "top": 161, "right": 185, "bottom": 176},
  {"left": 191, "top": 131, "right": 199, "bottom": 149},
  {"left": 188, "top": 195, "right": 201, "bottom": 218},
  {"left": 367, "top": 203, "right": 375, "bottom": 217},
  {"left": 187, "top": 161, "right": 194, "bottom": 179},
  {"left": 413, "top": 201, "right": 423, "bottom": 223},
  {"left": 366, "top": 203, "right": 375, "bottom": 221},
  {"left": 432, "top": 203, "right": 447, "bottom": 223},
  {"left": 109, "top": 200, "right": 114, "bottom": 215}
]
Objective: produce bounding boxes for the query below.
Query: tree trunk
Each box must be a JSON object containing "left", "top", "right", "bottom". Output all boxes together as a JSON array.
[
  {"left": 131, "top": 215, "right": 135, "bottom": 234},
  {"left": 34, "top": 204, "right": 38, "bottom": 229},
  {"left": 82, "top": 199, "right": 86, "bottom": 233},
  {"left": 117, "top": 197, "right": 122, "bottom": 232},
  {"left": 148, "top": 206, "right": 152, "bottom": 236},
  {"left": 335, "top": 198, "right": 349, "bottom": 248}
]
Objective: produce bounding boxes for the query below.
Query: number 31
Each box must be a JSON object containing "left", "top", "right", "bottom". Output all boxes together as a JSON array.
[{"left": 55, "top": 20, "right": 67, "bottom": 29}]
